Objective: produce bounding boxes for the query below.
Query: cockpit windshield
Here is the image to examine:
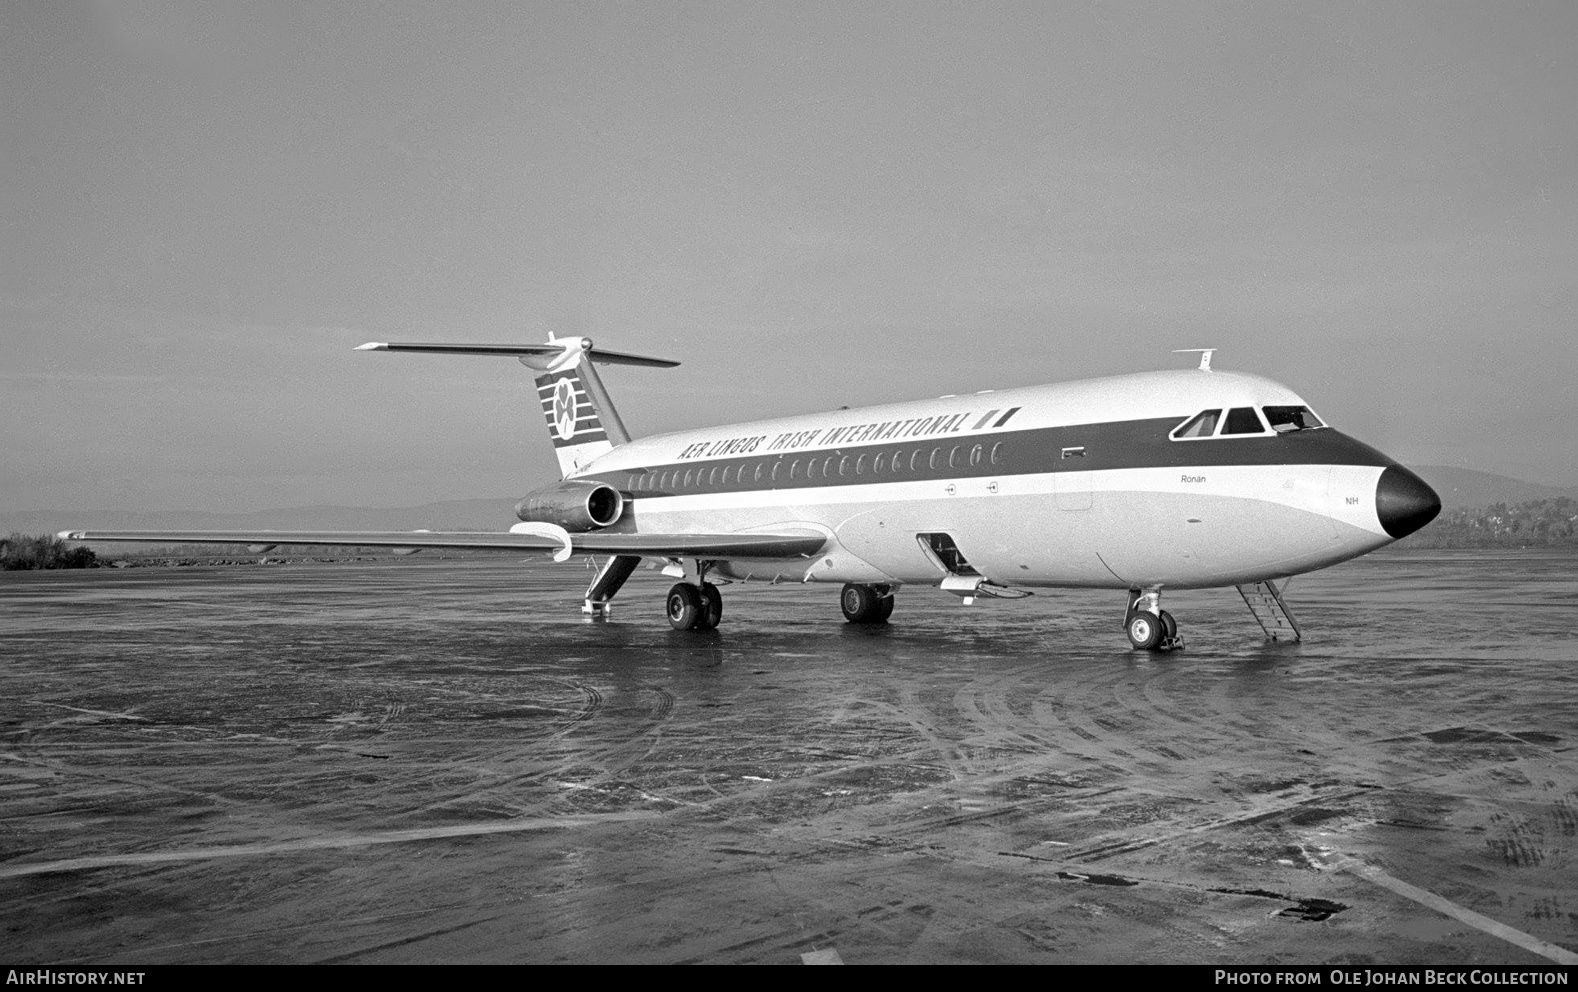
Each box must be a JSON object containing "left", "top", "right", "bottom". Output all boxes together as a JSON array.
[
  {"left": 1172, "top": 409, "right": 1221, "bottom": 439},
  {"left": 1262, "top": 405, "right": 1325, "bottom": 433},
  {"left": 1173, "top": 404, "right": 1326, "bottom": 440}
]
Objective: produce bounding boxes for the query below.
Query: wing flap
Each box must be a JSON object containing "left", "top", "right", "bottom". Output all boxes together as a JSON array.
[{"left": 57, "top": 530, "right": 825, "bottom": 560}]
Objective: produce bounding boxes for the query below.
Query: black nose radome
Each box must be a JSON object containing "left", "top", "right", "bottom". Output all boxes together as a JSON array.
[{"left": 1376, "top": 465, "right": 1441, "bottom": 539}]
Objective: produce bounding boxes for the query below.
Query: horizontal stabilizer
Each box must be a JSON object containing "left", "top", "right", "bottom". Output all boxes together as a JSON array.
[
  {"left": 58, "top": 529, "right": 825, "bottom": 560},
  {"left": 354, "top": 342, "right": 679, "bottom": 368}
]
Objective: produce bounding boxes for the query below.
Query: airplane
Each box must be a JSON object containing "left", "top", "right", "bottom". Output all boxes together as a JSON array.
[{"left": 60, "top": 336, "right": 1441, "bottom": 649}]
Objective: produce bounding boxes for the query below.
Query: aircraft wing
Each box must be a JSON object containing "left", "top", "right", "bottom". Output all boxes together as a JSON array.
[{"left": 56, "top": 529, "right": 827, "bottom": 560}]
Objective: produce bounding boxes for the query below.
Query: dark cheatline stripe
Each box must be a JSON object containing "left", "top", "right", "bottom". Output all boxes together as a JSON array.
[
  {"left": 993, "top": 407, "right": 1021, "bottom": 428},
  {"left": 579, "top": 419, "right": 1395, "bottom": 499}
]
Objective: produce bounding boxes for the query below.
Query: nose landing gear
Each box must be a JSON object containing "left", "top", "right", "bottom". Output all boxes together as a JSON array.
[{"left": 1125, "top": 588, "right": 1182, "bottom": 651}]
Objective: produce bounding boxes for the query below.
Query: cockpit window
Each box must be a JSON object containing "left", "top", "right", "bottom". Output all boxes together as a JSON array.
[
  {"left": 1172, "top": 409, "right": 1221, "bottom": 439},
  {"left": 1263, "top": 405, "right": 1325, "bottom": 433},
  {"left": 1221, "top": 407, "right": 1265, "bottom": 435}
]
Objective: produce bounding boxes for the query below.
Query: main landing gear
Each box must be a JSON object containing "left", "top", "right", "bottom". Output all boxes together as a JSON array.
[
  {"left": 1125, "top": 588, "right": 1182, "bottom": 651},
  {"left": 840, "top": 583, "right": 894, "bottom": 624},
  {"left": 667, "top": 580, "right": 723, "bottom": 631},
  {"left": 661, "top": 562, "right": 898, "bottom": 631},
  {"left": 584, "top": 554, "right": 727, "bottom": 631},
  {"left": 663, "top": 558, "right": 725, "bottom": 631}
]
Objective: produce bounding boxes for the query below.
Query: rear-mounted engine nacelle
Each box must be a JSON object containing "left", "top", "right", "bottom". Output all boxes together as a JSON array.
[{"left": 515, "top": 481, "right": 624, "bottom": 532}]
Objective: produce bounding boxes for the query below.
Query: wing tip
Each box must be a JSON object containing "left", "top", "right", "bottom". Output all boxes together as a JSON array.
[{"left": 354, "top": 342, "right": 387, "bottom": 351}]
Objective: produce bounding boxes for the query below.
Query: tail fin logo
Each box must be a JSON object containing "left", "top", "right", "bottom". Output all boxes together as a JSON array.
[
  {"left": 552, "top": 378, "right": 578, "bottom": 440},
  {"left": 535, "top": 369, "right": 608, "bottom": 450}
]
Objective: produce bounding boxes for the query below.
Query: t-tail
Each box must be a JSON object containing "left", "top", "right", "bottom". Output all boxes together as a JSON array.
[{"left": 354, "top": 335, "right": 678, "bottom": 478}]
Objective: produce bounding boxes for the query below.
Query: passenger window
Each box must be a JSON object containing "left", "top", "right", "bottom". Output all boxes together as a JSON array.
[
  {"left": 839, "top": 456, "right": 850, "bottom": 477},
  {"left": 990, "top": 442, "right": 1004, "bottom": 465},
  {"left": 930, "top": 448, "right": 942, "bottom": 470},
  {"left": 1172, "top": 409, "right": 1221, "bottom": 439},
  {"left": 948, "top": 446, "right": 962, "bottom": 469},
  {"left": 855, "top": 454, "right": 866, "bottom": 475},
  {"left": 754, "top": 463, "right": 764, "bottom": 483},
  {"left": 682, "top": 469, "right": 694, "bottom": 487},
  {"left": 789, "top": 459, "right": 799, "bottom": 480},
  {"left": 1263, "top": 405, "right": 1325, "bottom": 433},
  {"left": 1222, "top": 407, "right": 1265, "bottom": 435},
  {"left": 910, "top": 449, "right": 923, "bottom": 472},
  {"left": 970, "top": 444, "right": 982, "bottom": 467},
  {"left": 874, "top": 452, "right": 886, "bottom": 473},
  {"left": 823, "top": 455, "right": 835, "bottom": 478}
]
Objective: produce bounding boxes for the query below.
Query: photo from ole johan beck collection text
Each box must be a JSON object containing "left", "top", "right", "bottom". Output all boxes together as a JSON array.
[{"left": 4, "top": 1, "right": 1578, "bottom": 971}]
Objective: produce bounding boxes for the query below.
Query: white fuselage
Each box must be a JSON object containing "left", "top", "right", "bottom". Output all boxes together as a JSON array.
[{"left": 573, "top": 369, "right": 1405, "bottom": 591}]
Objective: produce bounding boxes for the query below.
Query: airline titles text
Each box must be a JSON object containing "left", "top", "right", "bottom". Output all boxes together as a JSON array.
[{"left": 676, "top": 412, "right": 976, "bottom": 461}]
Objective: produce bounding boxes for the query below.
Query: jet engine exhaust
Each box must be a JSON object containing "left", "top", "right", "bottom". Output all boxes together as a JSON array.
[{"left": 515, "top": 481, "right": 625, "bottom": 532}]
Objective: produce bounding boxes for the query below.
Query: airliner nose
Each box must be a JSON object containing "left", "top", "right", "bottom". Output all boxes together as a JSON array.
[{"left": 1375, "top": 465, "right": 1441, "bottom": 539}]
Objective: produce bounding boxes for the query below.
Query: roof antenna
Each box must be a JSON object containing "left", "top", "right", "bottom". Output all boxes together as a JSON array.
[{"left": 1173, "top": 348, "right": 1216, "bottom": 372}]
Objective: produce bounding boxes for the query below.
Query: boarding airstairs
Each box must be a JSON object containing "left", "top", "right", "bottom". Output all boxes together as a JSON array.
[{"left": 1236, "top": 579, "right": 1302, "bottom": 642}]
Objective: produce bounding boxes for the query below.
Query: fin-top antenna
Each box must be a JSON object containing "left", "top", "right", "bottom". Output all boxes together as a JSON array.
[{"left": 1172, "top": 348, "right": 1217, "bottom": 372}]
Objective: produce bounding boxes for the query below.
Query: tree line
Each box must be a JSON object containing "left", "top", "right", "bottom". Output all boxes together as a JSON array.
[
  {"left": 1, "top": 533, "right": 99, "bottom": 570},
  {"left": 1405, "top": 496, "right": 1578, "bottom": 547}
]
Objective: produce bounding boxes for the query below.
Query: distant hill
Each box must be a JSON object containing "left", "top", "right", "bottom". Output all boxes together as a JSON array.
[
  {"left": 1411, "top": 466, "right": 1578, "bottom": 512},
  {"left": 0, "top": 498, "right": 518, "bottom": 538}
]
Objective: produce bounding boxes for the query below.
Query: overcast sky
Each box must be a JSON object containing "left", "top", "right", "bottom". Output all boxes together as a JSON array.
[{"left": 5, "top": 1, "right": 1576, "bottom": 512}]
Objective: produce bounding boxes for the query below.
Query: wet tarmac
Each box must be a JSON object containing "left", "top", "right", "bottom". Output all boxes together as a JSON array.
[{"left": 1, "top": 549, "right": 1575, "bottom": 964}]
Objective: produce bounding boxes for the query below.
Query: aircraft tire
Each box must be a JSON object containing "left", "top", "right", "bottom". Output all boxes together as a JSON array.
[
  {"left": 1126, "top": 611, "right": 1163, "bottom": 650},
  {"left": 698, "top": 582, "right": 723, "bottom": 630},
  {"left": 840, "top": 583, "right": 883, "bottom": 623},
  {"left": 871, "top": 592, "right": 895, "bottom": 624},
  {"left": 667, "top": 583, "right": 704, "bottom": 631},
  {"left": 1159, "top": 610, "right": 1177, "bottom": 641}
]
